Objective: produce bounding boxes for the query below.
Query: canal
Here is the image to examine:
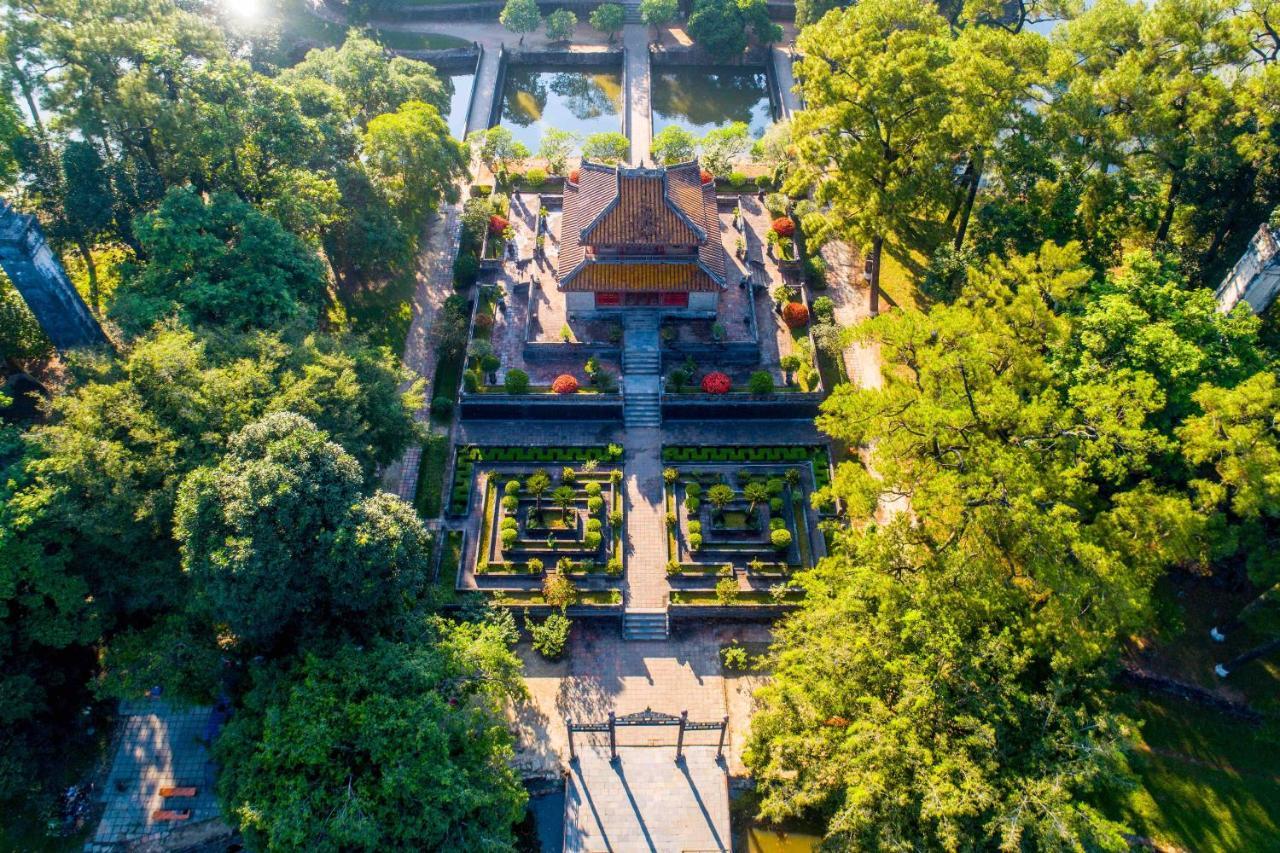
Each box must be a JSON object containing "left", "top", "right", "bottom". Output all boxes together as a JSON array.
[
  {"left": 498, "top": 65, "right": 624, "bottom": 152},
  {"left": 651, "top": 66, "right": 775, "bottom": 139}
]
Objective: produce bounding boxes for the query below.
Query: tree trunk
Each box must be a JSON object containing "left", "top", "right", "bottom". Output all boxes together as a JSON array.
[
  {"left": 1204, "top": 167, "right": 1254, "bottom": 267},
  {"left": 945, "top": 158, "right": 974, "bottom": 226},
  {"left": 76, "top": 238, "right": 100, "bottom": 316},
  {"left": 1154, "top": 171, "right": 1181, "bottom": 244},
  {"left": 954, "top": 150, "right": 984, "bottom": 251},
  {"left": 869, "top": 235, "right": 883, "bottom": 317},
  {"left": 1216, "top": 635, "right": 1280, "bottom": 677}
]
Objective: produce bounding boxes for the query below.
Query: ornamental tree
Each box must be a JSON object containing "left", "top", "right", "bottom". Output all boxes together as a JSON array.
[
  {"left": 771, "top": 217, "right": 796, "bottom": 239},
  {"left": 701, "top": 371, "right": 732, "bottom": 394},
  {"left": 500, "top": 0, "right": 542, "bottom": 43},
  {"left": 640, "top": 0, "right": 679, "bottom": 29},
  {"left": 545, "top": 8, "right": 578, "bottom": 41},
  {"left": 700, "top": 122, "right": 751, "bottom": 176},
  {"left": 707, "top": 483, "right": 736, "bottom": 512},
  {"left": 652, "top": 125, "right": 699, "bottom": 165},
  {"left": 552, "top": 374, "right": 579, "bottom": 394},
  {"left": 363, "top": 100, "right": 468, "bottom": 225},
  {"left": 539, "top": 128, "right": 580, "bottom": 174},
  {"left": 582, "top": 131, "right": 631, "bottom": 164},
  {"left": 782, "top": 302, "right": 810, "bottom": 328},
  {"left": 590, "top": 3, "right": 626, "bottom": 41}
]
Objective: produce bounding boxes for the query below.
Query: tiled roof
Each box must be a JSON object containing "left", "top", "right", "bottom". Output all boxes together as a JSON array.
[
  {"left": 559, "top": 261, "right": 721, "bottom": 292},
  {"left": 558, "top": 160, "right": 727, "bottom": 292}
]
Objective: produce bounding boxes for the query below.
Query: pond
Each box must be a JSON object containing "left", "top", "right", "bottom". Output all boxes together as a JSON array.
[
  {"left": 651, "top": 66, "right": 774, "bottom": 140},
  {"left": 498, "top": 65, "right": 624, "bottom": 153},
  {"left": 441, "top": 70, "right": 476, "bottom": 139}
]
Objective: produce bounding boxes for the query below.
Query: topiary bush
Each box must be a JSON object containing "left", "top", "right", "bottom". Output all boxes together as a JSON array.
[
  {"left": 587, "top": 496, "right": 603, "bottom": 513},
  {"left": 685, "top": 496, "right": 701, "bottom": 512},
  {"left": 431, "top": 396, "right": 454, "bottom": 416},
  {"left": 525, "top": 166, "right": 547, "bottom": 187},
  {"left": 689, "top": 533, "right": 703, "bottom": 550},
  {"left": 501, "top": 527, "right": 518, "bottom": 548},
  {"left": 586, "top": 481, "right": 602, "bottom": 496},
  {"left": 771, "top": 217, "right": 796, "bottom": 239},
  {"left": 502, "top": 495, "right": 519, "bottom": 512},
  {"left": 504, "top": 479, "right": 521, "bottom": 495},
  {"left": 504, "top": 368, "right": 530, "bottom": 394},
  {"left": 812, "top": 295, "right": 835, "bottom": 323},
  {"left": 781, "top": 302, "right": 810, "bottom": 329},
  {"left": 489, "top": 214, "right": 509, "bottom": 235},
  {"left": 701, "top": 371, "right": 732, "bottom": 394},
  {"left": 685, "top": 482, "right": 702, "bottom": 498},
  {"left": 552, "top": 374, "right": 579, "bottom": 394},
  {"left": 530, "top": 612, "right": 571, "bottom": 660},
  {"left": 584, "top": 531, "right": 602, "bottom": 549},
  {"left": 771, "top": 528, "right": 792, "bottom": 550},
  {"left": 748, "top": 370, "right": 775, "bottom": 394}
]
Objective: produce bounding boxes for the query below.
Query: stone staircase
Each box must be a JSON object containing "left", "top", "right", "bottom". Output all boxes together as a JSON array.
[
  {"left": 623, "top": 608, "right": 669, "bottom": 640},
  {"left": 623, "top": 314, "right": 662, "bottom": 428},
  {"left": 622, "top": 1, "right": 644, "bottom": 23}
]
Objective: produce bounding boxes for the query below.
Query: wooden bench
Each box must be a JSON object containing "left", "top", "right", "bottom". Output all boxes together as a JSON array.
[
  {"left": 159, "top": 786, "right": 197, "bottom": 798},
  {"left": 152, "top": 809, "right": 191, "bottom": 822}
]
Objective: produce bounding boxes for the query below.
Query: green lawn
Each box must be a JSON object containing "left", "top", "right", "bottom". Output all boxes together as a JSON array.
[
  {"left": 413, "top": 431, "right": 450, "bottom": 519},
  {"left": 1102, "top": 693, "right": 1280, "bottom": 852},
  {"left": 432, "top": 530, "right": 465, "bottom": 605}
]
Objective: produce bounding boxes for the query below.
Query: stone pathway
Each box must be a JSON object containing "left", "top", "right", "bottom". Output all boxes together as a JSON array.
[
  {"left": 821, "top": 239, "right": 882, "bottom": 390},
  {"left": 621, "top": 426, "right": 668, "bottom": 610},
  {"left": 384, "top": 200, "right": 464, "bottom": 502},
  {"left": 624, "top": 23, "right": 652, "bottom": 165},
  {"left": 771, "top": 46, "right": 802, "bottom": 118}
]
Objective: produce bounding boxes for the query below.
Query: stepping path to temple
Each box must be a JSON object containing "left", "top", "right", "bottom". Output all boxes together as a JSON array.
[{"left": 624, "top": 22, "right": 653, "bottom": 165}]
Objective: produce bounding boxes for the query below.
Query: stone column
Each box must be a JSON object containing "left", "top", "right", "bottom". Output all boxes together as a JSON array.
[{"left": 0, "top": 199, "right": 108, "bottom": 351}]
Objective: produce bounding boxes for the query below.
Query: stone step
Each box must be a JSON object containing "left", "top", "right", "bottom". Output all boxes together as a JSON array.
[{"left": 623, "top": 609, "right": 669, "bottom": 640}]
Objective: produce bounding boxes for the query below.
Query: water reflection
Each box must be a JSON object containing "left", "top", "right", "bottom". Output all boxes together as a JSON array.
[
  {"left": 443, "top": 70, "right": 475, "bottom": 139},
  {"left": 500, "top": 65, "right": 623, "bottom": 150},
  {"left": 651, "top": 67, "right": 773, "bottom": 139}
]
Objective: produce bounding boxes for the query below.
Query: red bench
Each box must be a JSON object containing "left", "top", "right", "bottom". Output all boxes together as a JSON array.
[
  {"left": 152, "top": 809, "right": 191, "bottom": 822},
  {"left": 159, "top": 786, "right": 197, "bottom": 798}
]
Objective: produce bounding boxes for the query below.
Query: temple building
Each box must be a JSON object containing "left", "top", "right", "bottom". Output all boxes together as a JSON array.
[{"left": 557, "top": 160, "right": 727, "bottom": 315}]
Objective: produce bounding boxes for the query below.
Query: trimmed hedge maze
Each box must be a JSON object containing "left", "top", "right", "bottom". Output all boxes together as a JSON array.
[
  {"left": 448, "top": 444, "right": 623, "bottom": 516},
  {"left": 662, "top": 445, "right": 834, "bottom": 496}
]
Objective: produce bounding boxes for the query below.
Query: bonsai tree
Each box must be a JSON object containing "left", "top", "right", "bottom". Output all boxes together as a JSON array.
[
  {"left": 744, "top": 481, "right": 769, "bottom": 513},
  {"left": 779, "top": 355, "right": 801, "bottom": 385},
  {"left": 527, "top": 469, "right": 552, "bottom": 510},
  {"left": 545, "top": 8, "right": 577, "bottom": 41},
  {"left": 552, "top": 484, "right": 577, "bottom": 521},
  {"left": 591, "top": 3, "right": 626, "bottom": 41},
  {"left": 707, "top": 484, "right": 735, "bottom": 516},
  {"left": 500, "top": 0, "right": 541, "bottom": 44}
]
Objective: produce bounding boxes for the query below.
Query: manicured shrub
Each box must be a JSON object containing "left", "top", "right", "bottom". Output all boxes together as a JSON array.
[
  {"left": 587, "top": 496, "right": 604, "bottom": 514},
  {"left": 771, "top": 528, "right": 792, "bottom": 550},
  {"left": 771, "top": 217, "right": 796, "bottom": 238},
  {"left": 689, "top": 533, "right": 703, "bottom": 550},
  {"left": 463, "top": 369, "right": 480, "bottom": 393},
  {"left": 688, "top": 520, "right": 702, "bottom": 534},
  {"left": 770, "top": 517, "right": 786, "bottom": 531},
  {"left": 431, "top": 395, "right": 454, "bottom": 416},
  {"left": 812, "top": 295, "right": 835, "bottom": 322},
  {"left": 504, "top": 479, "right": 521, "bottom": 495},
  {"left": 587, "top": 518, "right": 602, "bottom": 532},
  {"left": 568, "top": 168, "right": 581, "bottom": 183},
  {"left": 766, "top": 478, "right": 785, "bottom": 495},
  {"left": 504, "top": 369, "right": 530, "bottom": 394},
  {"left": 685, "top": 496, "right": 701, "bottom": 512},
  {"left": 606, "top": 557, "right": 623, "bottom": 575},
  {"left": 586, "top": 481, "right": 602, "bottom": 496},
  {"left": 584, "top": 531, "right": 602, "bottom": 549},
  {"left": 685, "top": 482, "right": 702, "bottom": 498},
  {"left": 502, "top": 495, "right": 519, "bottom": 512},
  {"left": 528, "top": 557, "right": 544, "bottom": 573},
  {"left": 769, "top": 497, "right": 784, "bottom": 512},
  {"left": 700, "top": 169, "right": 713, "bottom": 184},
  {"left": 453, "top": 251, "right": 480, "bottom": 289},
  {"left": 501, "top": 528, "right": 518, "bottom": 547},
  {"left": 552, "top": 374, "right": 579, "bottom": 394},
  {"left": 728, "top": 171, "right": 748, "bottom": 188},
  {"left": 663, "top": 467, "right": 679, "bottom": 483},
  {"left": 781, "top": 302, "right": 810, "bottom": 328},
  {"left": 526, "top": 166, "right": 547, "bottom": 187},
  {"left": 715, "top": 577, "right": 739, "bottom": 605},
  {"left": 701, "top": 371, "right": 731, "bottom": 394},
  {"left": 489, "top": 214, "right": 509, "bottom": 235},
  {"left": 748, "top": 370, "right": 775, "bottom": 394},
  {"left": 609, "top": 509, "right": 624, "bottom": 526},
  {"left": 501, "top": 517, "right": 518, "bottom": 531},
  {"left": 561, "top": 466, "right": 576, "bottom": 483}
]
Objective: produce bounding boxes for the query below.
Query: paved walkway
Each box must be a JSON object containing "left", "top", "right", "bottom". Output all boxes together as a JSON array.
[
  {"left": 624, "top": 23, "right": 652, "bottom": 165},
  {"left": 386, "top": 201, "right": 463, "bottom": 501},
  {"left": 565, "top": 745, "right": 730, "bottom": 852},
  {"left": 621, "top": 426, "right": 668, "bottom": 609},
  {"left": 771, "top": 46, "right": 802, "bottom": 118},
  {"left": 820, "top": 240, "right": 881, "bottom": 390}
]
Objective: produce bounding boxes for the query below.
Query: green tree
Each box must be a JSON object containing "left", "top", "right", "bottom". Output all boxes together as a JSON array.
[
  {"left": 545, "top": 9, "right": 578, "bottom": 42},
  {"left": 500, "top": 0, "right": 543, "bottom": 44},
  {"left": 471, "top": 125, "right": 531, "bottom": 177},
  {"left": 175, "top": 412, "right": 430, "bottom": 653},
  {"left": 57, "top": 141, "right": 115, "bottom": 313},
  {"left": 0, "top": 273, "right": 52, "bottom": 363},
  {"left": 639, "top": 0, "right": 680, "bottom": 29},
  {"left": 111, "top": 188, "right": 327, "bottom": 335},
  {"left": 527, "top": 469, "right": 552, "bottom": 509},
  {"left": 707, "top": 483, "right": 735, "bottom": 513},
  {"left": 794, "top": 0, "right": 845, "bottom": 28},
  {"left": 744, "top": 480, "right": 769, "bottom": 512},
  {"left": 538, "top": 127, "right": 579, "bottom": 175},
  {"left": 590, "top": 3, "right": 626, "bottom": 41},
  {"left": 791, "top": 0, "right": 968, "bottom": 313},
  {"left": 215, "top": 633, "right": 527, "bottom": 850},
  {"left": 582, "top": 131, "right": 630, "bottom": 164},
  {"left": 687, "top": 0, "right": 749, "bottom": 58},
  {"left": 651, "top": 125, "right": 698, "bottom": 165},
  {"left": 530, "top": 612, "right": 572, "bottom": 659},
  {"left": 363, "top": 100, "right": 468, "bottom": 226},
  {"left": 700, "top": 121, "right": 751, "bottom": 176},
  {"left": 552, "top": 484, "right": 577, "bottom": 521}
]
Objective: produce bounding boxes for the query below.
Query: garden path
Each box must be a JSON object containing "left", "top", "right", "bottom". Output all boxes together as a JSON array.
[
  {"left": 624, "top": 23, "right": 652, "bottom": 165},
  {"left": 771, "top": 46, "right": 802, "bottom": 119},
  {"left": 621, "top": 426, "right": 669, "bottom": 610}
]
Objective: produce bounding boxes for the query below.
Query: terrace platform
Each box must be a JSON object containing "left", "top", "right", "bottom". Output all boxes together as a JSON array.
[{"left": 565, "top": 745, "right": 730, "bottom": 852}]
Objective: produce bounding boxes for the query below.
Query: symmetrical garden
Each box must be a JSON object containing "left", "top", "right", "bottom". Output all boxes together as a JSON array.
[
  {"left": 447, "top": 445, "right": 626, "bottom": 605},
  {"left": 661, "top": 445, "right": 831, "bottom": 605}
]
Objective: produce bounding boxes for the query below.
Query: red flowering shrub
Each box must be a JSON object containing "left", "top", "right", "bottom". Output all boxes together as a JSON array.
[
  {"left": 473, "top": 312, "right": 494, "bottom": 331},
  {"left": 771, "top": 217, "right": 796, "bottom": 239},
  {"left": 781, "top": 301, "right": 810, "bottom": 328},
  {"left": 488, "top": 214, "right": 509, "bottom": 235},
  {"left": 552, "top": 374, "right": 579, "bottom": 394},
  {"left": 568, "top": 169, "right": 581, "bottom": 183},
  {"left": 700, "top": 170, "right": 714, "bottom": 185},
  {"left": 701, "top": 372, "right": 731, "bottom": 394}
]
